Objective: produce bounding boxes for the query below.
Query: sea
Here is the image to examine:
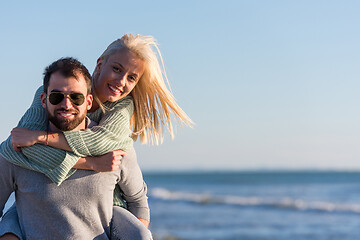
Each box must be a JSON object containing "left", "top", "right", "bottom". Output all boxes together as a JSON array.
[
  {"left": 143, "top": 171, "right": 360, "bottom": 240},
  {"left": 3, "top": 171, "right": 360, "bottom": 240}
]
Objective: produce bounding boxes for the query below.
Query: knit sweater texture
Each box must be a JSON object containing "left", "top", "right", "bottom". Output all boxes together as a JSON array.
[{"left": 0, "top": 147, "right": 149, "bottom": 239}]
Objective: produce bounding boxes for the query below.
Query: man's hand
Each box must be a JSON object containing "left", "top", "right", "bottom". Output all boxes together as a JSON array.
[
  {"left": 11, "top": 127, "right": 43, "bottom": 151},
  {"left": 74, "top": 150, "right": 126, "bottom": 172}
]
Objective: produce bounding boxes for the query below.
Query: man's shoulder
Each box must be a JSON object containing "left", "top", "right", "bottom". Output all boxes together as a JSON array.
[{"left": 0, "top": 155, "right": 14, "bottom": 169}]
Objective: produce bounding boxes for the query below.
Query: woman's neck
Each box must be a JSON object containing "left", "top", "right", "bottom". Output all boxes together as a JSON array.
[{"left": 90, "top": 99, "right": 100, "bottom": 112}]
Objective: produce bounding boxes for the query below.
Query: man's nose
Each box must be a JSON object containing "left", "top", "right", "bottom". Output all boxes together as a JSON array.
[{"left": 59, "top": 96, "right": 73, "bottom": 109}]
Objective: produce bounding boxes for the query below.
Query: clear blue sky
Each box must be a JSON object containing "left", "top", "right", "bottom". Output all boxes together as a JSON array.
[{"left": 1, "top": 0, "right": 360, "bottom": 171}]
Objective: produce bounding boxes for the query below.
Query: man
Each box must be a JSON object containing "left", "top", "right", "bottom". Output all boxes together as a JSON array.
[{"left": 0, "top": 58, "right": 150, "bottom": 239}]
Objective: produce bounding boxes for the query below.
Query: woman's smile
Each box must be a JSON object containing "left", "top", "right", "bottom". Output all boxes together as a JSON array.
[{"left": 108, "top": 83, "right": 123, "bottom": 95}]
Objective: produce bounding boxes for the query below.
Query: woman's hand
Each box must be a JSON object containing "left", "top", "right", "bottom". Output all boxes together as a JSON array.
[
  {"left": 11, "top": 127, "right": 44, "bottom": 151},
  {"left": 89, "top": 150, "right": 126, "bottom": 172},
  {"left": 74, "top": 150, "right": 126, "bottom": 172}
]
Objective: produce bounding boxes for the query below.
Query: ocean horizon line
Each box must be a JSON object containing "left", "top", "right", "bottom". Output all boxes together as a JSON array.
[{"left": 143, "top": 168, "right": 360, "bottom": 175}]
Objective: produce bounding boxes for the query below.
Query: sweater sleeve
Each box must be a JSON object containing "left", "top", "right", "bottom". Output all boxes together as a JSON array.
[
  {"left": 63, "top": 96, "right": 134, "bottom": 157},
  {"left": 0, "top": 86, "right": 80, "bottom": 185},
  {"left": 117, "top": 148, "right": 150, "bottom": 221},
  {"left": 0, "top": 156, "right": 16, "bottom": 219}
]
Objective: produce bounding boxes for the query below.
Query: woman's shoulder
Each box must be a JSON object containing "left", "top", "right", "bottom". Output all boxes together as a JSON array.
[
  {"left": 104, "top": 95, "right": 134, "bottom": 110},
  {"left": 29, "top": 85, "right": 45, "bottom": 108},
  {"left": 34, "top": 85, "right": 43, "bottom": 99},
  {"left": 88, "top": 96, "right": 134, "bottom": 120}
]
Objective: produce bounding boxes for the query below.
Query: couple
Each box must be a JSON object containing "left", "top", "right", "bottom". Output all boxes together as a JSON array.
[{"left": 0, "top": 34, "right": 192, "bottom": 239}]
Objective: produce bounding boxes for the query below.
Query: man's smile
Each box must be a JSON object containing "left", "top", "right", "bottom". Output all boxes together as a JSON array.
[{"left": 56, "top": 109, "right": 78, "bottom": 119}]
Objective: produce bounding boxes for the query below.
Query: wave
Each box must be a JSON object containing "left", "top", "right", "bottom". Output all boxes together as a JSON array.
[{"left": 150, "top": 188, "right": 360, "bottom": 214}]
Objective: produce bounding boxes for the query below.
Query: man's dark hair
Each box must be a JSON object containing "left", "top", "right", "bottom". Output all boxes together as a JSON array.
[{"left": 43, "top": 57, "right": 92, "bottom": 94}]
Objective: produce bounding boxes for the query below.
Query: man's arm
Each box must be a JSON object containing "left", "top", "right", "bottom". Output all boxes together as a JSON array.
[
  {"left": 0, "top": 156, "right": 16, "bottom": 217},
  {"left": 117, "top": 148, "right": 150, "bottom": 227}
]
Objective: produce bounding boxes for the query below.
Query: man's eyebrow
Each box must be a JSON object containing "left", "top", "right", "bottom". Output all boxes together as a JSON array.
[{"left": 50, "top": 89, "right": 81, "bottom": 94}]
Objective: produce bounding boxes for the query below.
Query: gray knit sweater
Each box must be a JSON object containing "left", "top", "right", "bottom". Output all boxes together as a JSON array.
[{"left": 0, "top": 148, "right": 149, "bottom": 239}]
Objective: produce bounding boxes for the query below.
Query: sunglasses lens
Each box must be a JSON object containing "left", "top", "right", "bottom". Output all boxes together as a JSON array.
[
  {"left": 48, "top": 92, "right": 85, "bottom": 106},
  {"left": 69, "top": 93, "right": 85, "bottom": 106},
  {"left": 49, "top": 92, "right": 64, "bottom": 105}
]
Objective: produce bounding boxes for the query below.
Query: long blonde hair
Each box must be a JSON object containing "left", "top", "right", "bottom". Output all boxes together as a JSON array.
[{"left": 95, "top": 34, "right": 193, "bottom": 144}]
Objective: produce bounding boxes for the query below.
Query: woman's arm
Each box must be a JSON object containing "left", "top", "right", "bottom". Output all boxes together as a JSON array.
[
  {"left": 63, "top": 97, "right": 134, "bottom": 156},
  {"left": 1, "top": 136, "right": 79, "bottom": 185},
  {"left": 10, "top": 96, "right": 134, "bottom": 156},
  {"left": 73, "top": 150, "right": 125, "bottom": 172},
  {"left": 10, "top": 128, "right": 71, "bottom": 152},
  {"left": 1, "top": 87, "right": 135, "bottom": 185},
  {"left": 0, "top": 86, "right": 79, "bottom": 184}
]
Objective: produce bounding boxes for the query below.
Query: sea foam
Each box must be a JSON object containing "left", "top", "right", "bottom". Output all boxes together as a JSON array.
[{"left": 150, "top": 187, "right": 360, "bottom": 214}]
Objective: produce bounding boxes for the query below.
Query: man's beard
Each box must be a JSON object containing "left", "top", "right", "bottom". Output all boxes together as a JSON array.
[{"left": 47, "top": 107, "right": 86, "bottom": 131}]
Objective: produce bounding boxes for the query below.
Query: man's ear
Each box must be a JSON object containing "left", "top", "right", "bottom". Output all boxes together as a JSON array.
[
  {"left": 86, "top": 94, "right": 93, "bottom": 111},
  {"left": 40, "top": 93, "right": 47, "bottom": 108}
]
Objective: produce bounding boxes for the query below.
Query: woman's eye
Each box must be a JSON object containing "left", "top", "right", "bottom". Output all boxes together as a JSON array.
[
  {"left": 113, "top": 66, "right": 121, "bottom": 72},
  {"left": 128, "top": 75, "right": 136, "bottom": 82}
]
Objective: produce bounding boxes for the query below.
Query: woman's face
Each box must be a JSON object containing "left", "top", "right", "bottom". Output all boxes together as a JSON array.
[{"left": 94, "top": 48, "right": 145, "bottom": 103}]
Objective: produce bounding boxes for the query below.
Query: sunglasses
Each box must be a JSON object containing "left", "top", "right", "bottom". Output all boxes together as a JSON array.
[{"left": 48, "top": 91, "right": 85, "bottom": 106}]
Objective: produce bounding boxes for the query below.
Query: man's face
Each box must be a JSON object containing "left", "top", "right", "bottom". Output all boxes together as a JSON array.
[{"left": 41, "top": 71, "right": 92, "bottom": 131}]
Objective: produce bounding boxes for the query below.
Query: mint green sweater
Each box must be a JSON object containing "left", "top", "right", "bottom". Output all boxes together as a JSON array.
[{"left": 0, "top": 86, "right": 134, "bottom": 206}]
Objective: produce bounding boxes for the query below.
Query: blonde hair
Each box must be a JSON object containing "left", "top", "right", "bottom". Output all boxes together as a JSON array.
[{"left": 94, "top": 34, "right": 193, "bottom": 144}]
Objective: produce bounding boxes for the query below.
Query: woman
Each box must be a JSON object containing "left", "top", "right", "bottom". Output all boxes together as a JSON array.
[{"left": 0, "top": 34, "right": 193, "bottom": 240}]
